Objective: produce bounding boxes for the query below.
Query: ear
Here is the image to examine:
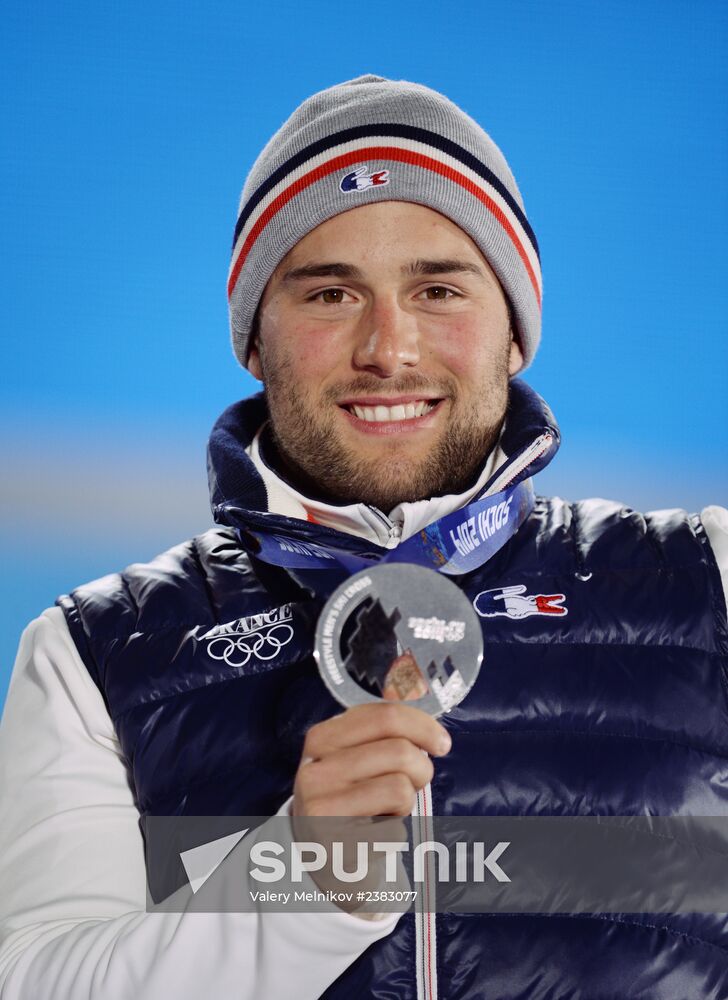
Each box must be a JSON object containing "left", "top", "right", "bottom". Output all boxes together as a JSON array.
[
  {"left": 508, "top": 336, "right": 524, "bottom": 376},
  {"left": 247, "top": 339, "right": 263, "bottom": 382}
]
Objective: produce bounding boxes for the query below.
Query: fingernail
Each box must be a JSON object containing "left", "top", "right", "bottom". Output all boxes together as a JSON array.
[{"left": 436, "top": 729, "right": 452, "bottom": 755}]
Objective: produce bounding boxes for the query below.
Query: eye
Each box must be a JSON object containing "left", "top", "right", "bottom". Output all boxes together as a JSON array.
[
  {"left": 308, "top": 288, "right": 349, "bottom": 304},
  {"left": 421, "top": 286, "right": 458, "bottom": 301}
]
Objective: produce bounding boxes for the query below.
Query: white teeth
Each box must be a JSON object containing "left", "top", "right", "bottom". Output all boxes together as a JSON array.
[{"left": 350, "top": 401, "right": 436, "bottom": 422}]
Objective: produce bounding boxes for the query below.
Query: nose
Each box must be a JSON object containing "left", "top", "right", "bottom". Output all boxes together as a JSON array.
[{"left": 352, "top": 299, "right": 421, "bottom": 377}]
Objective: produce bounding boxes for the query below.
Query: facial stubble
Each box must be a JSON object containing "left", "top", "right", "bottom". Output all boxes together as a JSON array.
[{"left": 259, "top": 347, "right": 512, "bottom": 513}]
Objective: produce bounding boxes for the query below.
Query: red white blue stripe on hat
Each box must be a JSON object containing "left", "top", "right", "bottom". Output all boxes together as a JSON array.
[{"left": 227, "top": 124, "right": 541, "bottom": 309}]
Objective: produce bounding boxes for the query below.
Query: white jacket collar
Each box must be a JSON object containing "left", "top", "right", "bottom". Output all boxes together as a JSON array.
[{"left": 246, "top": 424, "right": 508, "bottom": 550}]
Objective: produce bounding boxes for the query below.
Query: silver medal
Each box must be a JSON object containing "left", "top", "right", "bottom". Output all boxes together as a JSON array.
[{"left": 314, "top": 563, "right": 483, "bottom": 716}]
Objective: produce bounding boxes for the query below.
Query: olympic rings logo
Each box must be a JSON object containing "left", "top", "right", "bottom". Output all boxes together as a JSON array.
[{"left": 205, "top": 623, "right": 294, "bottom": 668}]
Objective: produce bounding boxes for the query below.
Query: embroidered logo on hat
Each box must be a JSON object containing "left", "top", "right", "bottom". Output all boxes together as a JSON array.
[
  {"left": 473, "top": 585, "right": 568, "bottom": 620},
  {"left": 340, "top": 165, "right": 390, "bottom": 193}
]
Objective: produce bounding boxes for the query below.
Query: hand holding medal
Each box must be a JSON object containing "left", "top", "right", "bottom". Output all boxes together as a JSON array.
[{"left": 294, "top": 563, "right": 481, "bottom": 906}]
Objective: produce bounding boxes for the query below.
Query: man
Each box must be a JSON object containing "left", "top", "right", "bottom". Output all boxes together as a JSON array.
[{"left": 1, "top": 74, "right": 727, "bottom": 999}]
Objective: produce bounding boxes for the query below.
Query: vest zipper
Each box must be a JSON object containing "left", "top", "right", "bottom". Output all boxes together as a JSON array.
[
  {"left": 485, "top": 431, "right": 554, "bottom": 496},
  {"left": 413, "top": 781, "right": 438, "bottom": 1000},
  {"left": 370, "top": 437, "right": 552, "bottom": 1000},
  {"left": 366, "top": 505, "right": 403, "bottom": 546}
]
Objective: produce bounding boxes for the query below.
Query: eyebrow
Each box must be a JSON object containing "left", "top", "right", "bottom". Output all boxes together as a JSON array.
[
  {"left": 404, "top": 258, "right": 486, "bottom": 279},
  {"left": 281, "top": 258, "right": 486, "bottom": 283},
  {"left": 281, "top": 262, "right": 364, "bottom": 283}
]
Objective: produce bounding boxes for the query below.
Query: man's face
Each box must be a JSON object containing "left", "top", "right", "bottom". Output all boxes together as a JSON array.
[{"left": 248, "top": 201, "right": 523, "bottom": 511}]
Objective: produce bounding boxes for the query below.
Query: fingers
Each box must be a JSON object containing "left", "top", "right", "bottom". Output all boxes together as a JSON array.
[
  {"left": 294, "top": 703, "right": 451, "bottom": 818},
  {"left": 302, "top": 703, "right": 451, "bottom": 761},
  {"left": 296, "top": 772, "right": 421, "bottom": 818},
  {"left": 297, "top": 737, "right": 435, "bottom": 799}
]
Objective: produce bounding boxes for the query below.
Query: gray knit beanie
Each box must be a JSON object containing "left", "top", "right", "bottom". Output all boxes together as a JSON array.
[{"left": 228, "top": 74, "right": 541, "bottom": 369}]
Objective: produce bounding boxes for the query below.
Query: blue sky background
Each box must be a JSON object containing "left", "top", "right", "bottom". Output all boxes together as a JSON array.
[{"left": 2, "top": 0, "right": 727, "bottom": 703}]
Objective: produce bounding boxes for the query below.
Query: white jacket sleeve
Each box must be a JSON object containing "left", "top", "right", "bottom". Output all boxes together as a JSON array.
[
  {"left": 702, "top": 505, "right": 728, "bottom": 606},
  {"left": 0, "top": 607, "right": 400, "bottom": 1000}
]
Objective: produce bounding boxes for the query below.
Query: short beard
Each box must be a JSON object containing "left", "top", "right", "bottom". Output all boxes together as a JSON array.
[{"left": 260, "top": 354, "right": 511, "bottom": 513}]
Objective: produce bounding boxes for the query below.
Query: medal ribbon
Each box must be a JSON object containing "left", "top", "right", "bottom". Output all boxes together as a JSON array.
[{"left": 231, "top": 479, "right": 534, "bottom": 578}]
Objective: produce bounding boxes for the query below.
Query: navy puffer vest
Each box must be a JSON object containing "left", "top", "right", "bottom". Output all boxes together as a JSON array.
[{"left": 58, "top": 381, "right": 728, "bottom": 999}]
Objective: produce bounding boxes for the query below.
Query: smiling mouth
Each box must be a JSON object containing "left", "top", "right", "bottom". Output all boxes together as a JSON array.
[{"left": 342, "top": 399, "right": 440, "bottom": 423}]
